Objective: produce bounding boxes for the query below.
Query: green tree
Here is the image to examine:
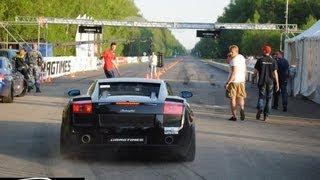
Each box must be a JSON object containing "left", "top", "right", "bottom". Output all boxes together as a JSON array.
[
  {"left": 192, "top": 0, "right": 320, "bottom": 58},
  {"left": 0, "top": 0, "right": 185, "bottom": 57},
  {"left": 302, "top": 15, "right": 318, "bottom": 30}
]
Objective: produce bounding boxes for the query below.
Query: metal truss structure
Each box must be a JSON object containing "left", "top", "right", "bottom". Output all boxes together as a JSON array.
[
  {"left": 0, "top": 16, "right": 299, "bottom": 50},
  {"left": 11, "top": 16, "right": 298, "bottom": 31}
]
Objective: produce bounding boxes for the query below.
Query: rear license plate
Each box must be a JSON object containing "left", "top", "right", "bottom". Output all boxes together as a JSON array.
[{"left": 106, "top": 136, "right": 146, "bottom": 144}]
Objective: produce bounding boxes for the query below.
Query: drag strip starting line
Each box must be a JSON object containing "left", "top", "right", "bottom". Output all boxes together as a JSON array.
[{"left": 145, "top": 58, "right": 183, "bottom": 79}]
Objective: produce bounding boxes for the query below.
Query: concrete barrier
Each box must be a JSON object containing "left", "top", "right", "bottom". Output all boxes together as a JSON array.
[
  {"left": 203, "top": 60, "right": 255, "bottom": 82},
  {"left": 205, "top": 60, "right": 229, "bottom": 72},
  {"left": 43, "top": 55, "right": 148, "bottom": 81}
]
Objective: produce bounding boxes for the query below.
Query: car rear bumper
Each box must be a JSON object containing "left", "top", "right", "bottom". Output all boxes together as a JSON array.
[
  {"left": 66, "top": 138, "right": 192, "bottom": 156},
  {"left": 65, "top": 125, "right": 194, "bottom": 154}
]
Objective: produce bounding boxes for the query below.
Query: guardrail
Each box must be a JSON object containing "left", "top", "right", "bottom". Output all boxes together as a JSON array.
[{"left": 203, "top": 60, "right": 255, "bottom": 82}]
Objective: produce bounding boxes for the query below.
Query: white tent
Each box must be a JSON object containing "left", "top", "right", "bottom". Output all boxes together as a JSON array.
[{"left": 285, "top": 20, "right": 320, "bottom": 104}]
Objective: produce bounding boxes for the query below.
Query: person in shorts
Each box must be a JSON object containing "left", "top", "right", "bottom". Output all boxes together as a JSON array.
[{"left": 225, "top": 45, "right": 247, "bottom": 121}]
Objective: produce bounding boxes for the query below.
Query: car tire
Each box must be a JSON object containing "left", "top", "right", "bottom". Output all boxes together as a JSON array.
[
  {"left": 60, "top": 140, "right": 70, "bottom": 157},
  {"left": 2, "top": 86, "right": 14, "bottom": 103},
  {"left": 60, "top": 124, "right": 72, "bottom": 157},
  {"left": 60, "top": 139, "right": 73, "bottom": 158},
  {"left": 17, "top": 80, "right": 28, "bottom": 97},
  {"left": 180, "top": 128, "right": 196, "bottom": 162}
]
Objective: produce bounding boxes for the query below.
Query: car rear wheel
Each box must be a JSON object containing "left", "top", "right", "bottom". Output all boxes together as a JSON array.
[
  {"left": 180, "top": 128, "right": 196, "bottom": 162},
  {"left": 2, "top": 86, "right": 14, "bottom": 103},
  {"left": 60, "top": 123, "right": 70, "bottom": 155},
  {"left": 60, "top": 123, "right": 76, "bottom": 157},
  {"left": 60, "top": 139, "right": 70, "bottom": 157},
  {"left": 17, "top": 80, "right": 27, "bottom": 97}
]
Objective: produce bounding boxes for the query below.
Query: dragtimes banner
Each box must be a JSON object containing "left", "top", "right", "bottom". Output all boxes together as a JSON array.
[{"left": 43, "top": 57, "right": 98, "bottom": 78}]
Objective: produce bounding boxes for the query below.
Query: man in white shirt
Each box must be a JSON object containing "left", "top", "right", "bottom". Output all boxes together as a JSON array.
[
  {"left": 149, "top": 52, "right": 158, "bottom": 79},
  {"left": 225, "top": 45, "right": 247, "bottom": 121}
]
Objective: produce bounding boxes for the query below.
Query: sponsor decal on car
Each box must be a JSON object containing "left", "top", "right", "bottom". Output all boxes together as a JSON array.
[
  {"left": 106, "top": 136, "right": 146, "bottom": 144},
  {"left": 120, "top": 109, "right": 135, "bottom": 113},
  {"left": 100, "top": 84, "right": 110, "bottom": 88},
  {"left": 109, "top": 138, "right": 144, "bottom": 142},
  {"left": 164, "top": 127, "right": 179, "bottom": 135}
]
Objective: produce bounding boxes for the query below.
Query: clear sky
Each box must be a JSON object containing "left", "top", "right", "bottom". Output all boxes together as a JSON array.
[{"left": 133, "top": 0, "right": 230, "bottom": 50}]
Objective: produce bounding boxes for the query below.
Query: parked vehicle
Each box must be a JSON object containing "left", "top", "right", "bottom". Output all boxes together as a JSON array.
[
  {"left": 0, "top": 57, "right": 27, "bottom": 103},
  {"left": 0, "top": 49, "right": 18, "bottom": 60}
]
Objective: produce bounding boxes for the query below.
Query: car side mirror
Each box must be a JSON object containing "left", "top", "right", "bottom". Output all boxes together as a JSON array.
[
  {"left": 180, "top": 91, "right": 193, "bottom": 98},
  {"left": 68, "top": 89, "right": 81, "bottom": 97}
]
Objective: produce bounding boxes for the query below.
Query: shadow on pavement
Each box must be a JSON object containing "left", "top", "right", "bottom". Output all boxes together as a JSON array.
[{"left": 0, "top": 121, "right": 184, "bottom": 165}]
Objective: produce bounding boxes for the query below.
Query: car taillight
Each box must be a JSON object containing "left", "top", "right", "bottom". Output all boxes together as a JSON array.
[
  {"left": 164, "top": 101, "right": 184, "bottom": 115},
  {"left": 72, "top": 101, "right": 93, "bottom": 114},
  {"left": 0, "top": 74, "right": 4, "bottom": 81}
]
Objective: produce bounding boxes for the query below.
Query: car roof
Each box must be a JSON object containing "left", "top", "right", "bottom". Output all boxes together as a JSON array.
[
  {"left": 0, "top": 49, "right": 18, "bottom": 60},
  {"left": 0, "top": 56, "right": 9, "bottom": 61},
  {"left": 98, "top": 78, "right": 164, "bottom": 84},
  {"left": 0, "top": 49, "right": 18, "bottom": 51}
]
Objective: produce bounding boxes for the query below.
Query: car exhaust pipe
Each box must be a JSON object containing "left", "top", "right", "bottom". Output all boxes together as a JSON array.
[
  {"left": 81, "top": 134, "right": 91, "bottom": 144},
  {"left": 164, "top": 136, "right": 174, "bottom": 145}
]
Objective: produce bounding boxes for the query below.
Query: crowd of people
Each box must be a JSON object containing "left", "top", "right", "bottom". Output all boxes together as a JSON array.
[
  {"left": 225, "top": 44, "right": 291, "bottom": 121},
  {"left": 13, "top": 43, "right": 44, "bottom": 93}
]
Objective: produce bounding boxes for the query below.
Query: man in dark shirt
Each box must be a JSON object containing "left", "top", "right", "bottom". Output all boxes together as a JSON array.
[
  {"left": 254, "top": 45, "right": 279, "bottom": 121},
  {"left": 273, "top": 51, "right": 289, "bottom": 111},
  {"left": 26, "top": 43, "right": 43, "bottom": 93},
  {"left": 14, "top": 49, "right": 29, "bottom": 80}
]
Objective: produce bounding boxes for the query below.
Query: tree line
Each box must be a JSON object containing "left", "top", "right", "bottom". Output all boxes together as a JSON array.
[
  {"left": 0, "top": 0, "right": 186, "bottom": 57},
  {"left": 191, "top": 0, "right": 320, "bottom": 59}
]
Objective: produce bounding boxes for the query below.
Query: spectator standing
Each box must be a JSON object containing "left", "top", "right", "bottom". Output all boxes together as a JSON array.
[
  {"left": 102, "top": 42, "right": 119, "bottom": 78},
  {"left": 225, "top": 45, "right": 247, "bottom": 121},
  {"left": 149, "top": 52, "right": 158, "bottom": 79},
  {"left": 26, "top": 43, "right": 43, "bottom": 93},
  {"left": 14, "top": 49, "right": 29, "bottom": 80},
  {"left": 254, "top": 45, "right": 279, "bottom": 121},
  {"left": 288, "top": 65, "right": 296, "bottom": 97},
  {"left": 273, "top": 51, "right": 289, "bottom": 112}
]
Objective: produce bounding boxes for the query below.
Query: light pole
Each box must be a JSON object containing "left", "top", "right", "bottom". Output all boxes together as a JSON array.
[
  {"left": 285, "top": 0, "right": 289, "bottom": 34},
  {"left": 280, "top": 0, "right": 289, "bottom": 51}
]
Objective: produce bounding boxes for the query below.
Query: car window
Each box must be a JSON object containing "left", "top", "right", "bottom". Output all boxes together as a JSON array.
[
  {"left": 0, "top": 51, "right": 8, "bottom": 59},
  {"left": 165, "top": 82, "right": 174, "bottom": 95},
  {"left": 0, "top": 58, "right": 9, "bottom": 69},
  {"left": 99, "top": 82, "right": 161, "bottom": 98},
  {"left": 6, "top": 59, "right": 13, "bottom": 70}
]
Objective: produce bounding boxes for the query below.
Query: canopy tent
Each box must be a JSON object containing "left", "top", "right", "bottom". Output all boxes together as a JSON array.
[{"left": 285, "top": 20, "right": 320, "bottom": 104}]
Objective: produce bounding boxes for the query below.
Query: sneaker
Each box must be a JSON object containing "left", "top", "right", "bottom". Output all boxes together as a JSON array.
[
  {"left": 256, "top": 110, "right": 262, "bottom": 120},
  {"left": 36, "top": 88, "right": 41, "bottom": 93},
  {"left": 27, "top": 87, "right": 33, "bottom": 92},
  {"left": 263, "top": 113, "right": 268, "bottom": 121},
  {"left": 240, "top": 109, "right": 245, "bottom": 121},
  {"left": 283, "top": 107, "right": 287, "bottom": 112},
  {"left": 228, "top": 116, "right": 237, "bottom": 121}
]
